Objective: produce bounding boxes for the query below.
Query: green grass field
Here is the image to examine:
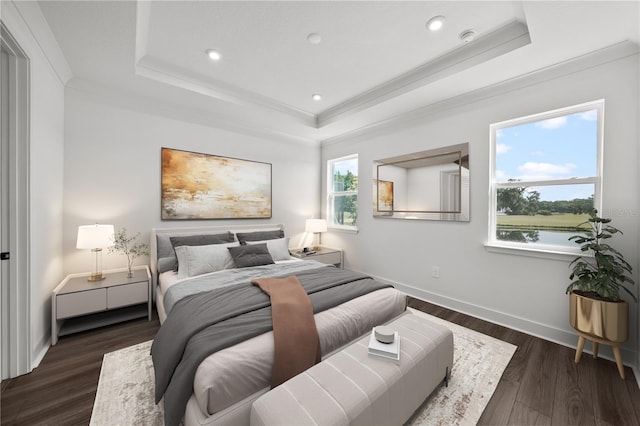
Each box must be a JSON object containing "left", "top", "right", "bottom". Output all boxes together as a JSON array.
[{"left": 497, "top": 213, "right": 590, "bottom": 230}]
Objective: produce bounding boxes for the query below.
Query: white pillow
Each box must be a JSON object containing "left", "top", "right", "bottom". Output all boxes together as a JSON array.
[
  {"left": 246, "top": 238, "right": 291, "bottom": 261},
  {"left": 175, "top": 241, "right": 239, "bottom": 279}
]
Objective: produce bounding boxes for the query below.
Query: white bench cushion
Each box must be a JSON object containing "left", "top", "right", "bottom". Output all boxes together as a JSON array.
[{"left": 250, "top": 311, "right": 454, "bottom": 426}]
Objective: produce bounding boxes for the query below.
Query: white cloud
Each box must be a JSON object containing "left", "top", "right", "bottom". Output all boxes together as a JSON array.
[
  {"left": 578, "top": 110, "right": 597, "bottom": 121},
  {"left": 517, "top": 162, "right": 577, "bottom": 179},
  {"left": 536, "top": 116, "right": 567, "bottom": 130},
  {"left": 496, "top": 143, "right": 511, "bottom": 155}
]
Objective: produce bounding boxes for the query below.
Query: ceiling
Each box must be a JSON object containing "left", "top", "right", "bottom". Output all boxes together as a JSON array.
[{"left": 36, "top": 1, "right": 639, "bottom": 144}]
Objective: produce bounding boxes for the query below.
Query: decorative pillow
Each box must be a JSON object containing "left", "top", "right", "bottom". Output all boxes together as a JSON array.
[
  {"left": 157, "top": 256, "right": 178, "bottom": 274},
  {"left": 175, "top": 241, "right": 239, "bottom": 279},
  {"left": 156, "top": 232, "right": 234, "bottom": 273},
  {"left": 245, "top": 238, "right": 291, "bottom": 261},
  {"left": 228, "top": 244, "right": 275, "bottom": 268},
  {"left": 236, "top": 230, "right": 284, "bottom": 245},
  {"left": 170, "top": 232, "right": 234, "bottom": 249}
]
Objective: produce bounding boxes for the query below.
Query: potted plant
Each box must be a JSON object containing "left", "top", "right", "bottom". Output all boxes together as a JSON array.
[
  {"left": 109, "top": 228, "right": 149, "bottom": 278},
  {"left": 566, "top": 209, "right": 636, "bottom": 378}
]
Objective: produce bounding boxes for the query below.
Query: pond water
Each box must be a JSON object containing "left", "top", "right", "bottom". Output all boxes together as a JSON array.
[{"left": 496, "top": 228, "right": 578, "bottom": 248}]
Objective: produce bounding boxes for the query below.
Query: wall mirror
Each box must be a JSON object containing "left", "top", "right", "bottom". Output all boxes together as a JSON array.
[{"left": 373, "top": 143, "right": 469, "bottom": 221}]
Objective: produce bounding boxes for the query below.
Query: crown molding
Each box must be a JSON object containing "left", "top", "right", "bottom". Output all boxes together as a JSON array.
[
  {"left": 134, "top": 56, "right": 317, "bottom": 128},
  {"left": 321, "top": 40, "right": 639, "bottom": 147},
  {"left": 66, "top": 77, "right": 319, "bottom": 147},
  {"left": 316, "top": 20, "right": 531, "bottom": 128},
  {"left": 133, "top": 1, "right": 315, "bottom": 128},
  {"left": 4, "top": 0, "right": 72, "bottom": 85}
]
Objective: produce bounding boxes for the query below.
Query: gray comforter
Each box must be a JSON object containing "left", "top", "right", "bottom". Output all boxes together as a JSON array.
[{"left": 151, "top": 264, "right": 392, "bottom": 426}]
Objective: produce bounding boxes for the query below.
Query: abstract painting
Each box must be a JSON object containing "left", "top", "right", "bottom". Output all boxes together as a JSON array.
[
  {"left": 373, "top": 179, "right": 394, "bottom": 216},
  {"left": 161, "top": 148, "right": 272, "bottom": 219}
]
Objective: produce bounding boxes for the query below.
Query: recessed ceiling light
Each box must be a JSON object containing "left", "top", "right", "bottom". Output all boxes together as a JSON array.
[
  {"left": 311, "top": 93, "right": 322, "bottom": 101},
  {"left": 426, "top": 15, "right": 446, "bottom": 32},
  {"left": 307, "top": 33, "right": 322, "bottom": 44},
  {"left": 206, "top": 49, "right": 222, "bottom": 61}
]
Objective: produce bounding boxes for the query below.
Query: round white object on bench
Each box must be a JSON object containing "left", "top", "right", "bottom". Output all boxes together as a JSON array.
[{"left": 374, "top": 325, "right": 395, "bottom": 343}]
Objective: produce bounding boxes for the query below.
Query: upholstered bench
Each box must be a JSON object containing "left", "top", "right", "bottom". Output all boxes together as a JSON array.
[{"left": 250, "top": 311, "right": 454, "bottom": 426}]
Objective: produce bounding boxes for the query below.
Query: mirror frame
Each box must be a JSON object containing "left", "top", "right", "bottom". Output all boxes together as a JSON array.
[{"left": 373, "top": 143, "right": 469, "bottom": 221}]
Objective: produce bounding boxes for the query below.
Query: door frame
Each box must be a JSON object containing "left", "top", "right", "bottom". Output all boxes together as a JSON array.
[{"left": 1, "top": 22, "right": 31, "bottom": 380}]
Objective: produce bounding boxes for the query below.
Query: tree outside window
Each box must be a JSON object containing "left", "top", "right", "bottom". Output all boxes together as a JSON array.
[
  {"left": 328, "top": 155, "right": 358, "bottom": 229},
  {"left": 489, "top": 100, "right": 603, "bottom": 251}
]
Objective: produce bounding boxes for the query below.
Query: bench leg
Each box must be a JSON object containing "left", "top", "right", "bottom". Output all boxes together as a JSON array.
[{"left": 444, "top": 366, "right": 450, "bottom": 387}]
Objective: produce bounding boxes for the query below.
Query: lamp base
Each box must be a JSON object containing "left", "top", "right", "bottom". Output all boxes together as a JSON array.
[{"left": 87, "top": 273, "right": 106, "bottom": 282}]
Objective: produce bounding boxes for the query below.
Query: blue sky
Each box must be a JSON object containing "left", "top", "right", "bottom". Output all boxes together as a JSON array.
[
  {"left": 333, "top": 157, "right": 358, "bottom": 176},
  {"left": 496, "top": 109, "right": 598, "bottom": 201}
]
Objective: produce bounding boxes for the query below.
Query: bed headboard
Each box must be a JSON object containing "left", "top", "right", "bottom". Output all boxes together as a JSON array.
[{"left": 149, "top": 223, "right": 284, "bottom": 288}]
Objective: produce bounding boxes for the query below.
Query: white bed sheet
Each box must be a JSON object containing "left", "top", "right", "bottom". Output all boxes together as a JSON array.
[
  {"left": 154, "top": 260, "right": 407, "bottom": 419},
  {"left": 193, "top": 286, "right": 407, "bottom": 416}
]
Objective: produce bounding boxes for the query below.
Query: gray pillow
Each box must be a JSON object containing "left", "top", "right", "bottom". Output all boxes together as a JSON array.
[
  {"left": 245, "top": 238, "right": 290, "bottom": 261},
  {"left": 236, "top": 230, "right": 284, "bottom": 245},
  {"left": 157, "top": 256, "right": 178, "bottom": 274},
  {"left": 175, "top": 242, "right": 239, "bottom": 279},
  {"left": 156, "top": 231, "right": 234, "bottom": 273},
  {"left": 170, "top": 232, "right": 234, "bottom": 249},
  {"left": 228, "top": 244, "right": 275, "bottom": 268}
]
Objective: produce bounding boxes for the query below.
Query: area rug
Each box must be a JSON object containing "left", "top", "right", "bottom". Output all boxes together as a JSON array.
[{"left": 90, "top": 308, "right": 516, "bottom": 426}]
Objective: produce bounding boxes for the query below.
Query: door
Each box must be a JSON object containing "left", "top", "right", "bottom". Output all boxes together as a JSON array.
[{"left": 1, "top": 23, "right": 31, "bottom": 380}]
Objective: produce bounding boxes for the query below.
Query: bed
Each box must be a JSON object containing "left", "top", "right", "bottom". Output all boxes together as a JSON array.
[{"left": 149, "top": 224, "right": 407, "bottom": 426}]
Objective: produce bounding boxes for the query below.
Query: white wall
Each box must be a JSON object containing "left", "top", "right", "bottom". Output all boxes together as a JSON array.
[
  {"left": 321, "top": 52, "right": 640, "bottom": 366},
  {"left": 63, "top": 89, "right": 320, "bottom": 276},
  {"left": 2, "top": 1, "right": 66, "bottom": 368}
]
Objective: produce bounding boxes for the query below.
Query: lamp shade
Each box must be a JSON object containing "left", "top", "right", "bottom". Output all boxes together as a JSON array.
[
  {"left": 76, "top": 224, "right": 115, "bottom": 249},
  {"left": 305, "top": 219, "right": 327, "bottom": 233}
]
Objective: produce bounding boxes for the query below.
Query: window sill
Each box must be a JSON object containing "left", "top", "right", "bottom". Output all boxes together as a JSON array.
[
  {"left": 484, "top": 242, "right": 583, "bottom": 262},
  {"left": 328, "top": 225, "right": 359, "bottom": 234}
]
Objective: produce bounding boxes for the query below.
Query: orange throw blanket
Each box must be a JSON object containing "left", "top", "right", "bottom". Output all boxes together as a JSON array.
[{"left": 252, "top": 276, "right": 321, "bottom": 388}]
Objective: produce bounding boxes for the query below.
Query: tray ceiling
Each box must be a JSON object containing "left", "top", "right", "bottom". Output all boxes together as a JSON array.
[{"left": 37, "top": 1, "right": 639, "bottom": 143}]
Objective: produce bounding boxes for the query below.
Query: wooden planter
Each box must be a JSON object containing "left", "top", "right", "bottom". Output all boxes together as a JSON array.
[
  {"left": 569, "top": 291, "right": 628, "bottom": 378},
  {"left": 569, "top": 291, "right": 628, "bottom": 342}
]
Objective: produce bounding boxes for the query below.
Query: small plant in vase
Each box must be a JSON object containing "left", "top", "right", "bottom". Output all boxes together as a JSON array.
[
  {"left": 566, "top": 208, "right": 636, "bottom": 379},
  {"left": 567, "top": 209, "right": 636, "bottom": 302},
  {"left": 109, "top": 228, "right": 149, "bottom": 278}
]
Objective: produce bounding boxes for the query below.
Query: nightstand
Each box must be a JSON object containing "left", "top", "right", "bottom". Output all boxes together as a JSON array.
[
  {"left": 292, "top": 246, "right": 343, "bottom": 268},
  {"left": 51, "top": 265, "right": 151, "bottom": 345}
]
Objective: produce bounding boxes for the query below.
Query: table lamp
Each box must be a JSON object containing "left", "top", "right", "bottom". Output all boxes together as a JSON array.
[
  {"left": 76, "top": 224, "right": 115, "bottom": 281},
  {"left": 305, "top": 219, "right": 327, "bottom": 250}
]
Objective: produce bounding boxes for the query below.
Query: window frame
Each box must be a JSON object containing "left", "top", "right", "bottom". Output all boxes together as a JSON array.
[
  {"left": 487, "top": 99, "right": 604, "bottom": 256},
  {"left": 327, "top": 154, "right": 359, "bottom": 232}
]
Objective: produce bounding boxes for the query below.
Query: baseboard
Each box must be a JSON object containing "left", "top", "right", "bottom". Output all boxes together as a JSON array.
[
  {"left": 364, "top": 271, "right": 638, "bottom": 368},
  {"left": 31, "top": 336, "right": 50, "bottom": 371}
]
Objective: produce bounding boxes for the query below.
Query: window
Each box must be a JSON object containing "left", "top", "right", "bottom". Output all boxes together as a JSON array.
[
  {"left": 488, "top": 100, "right": 603, "bottom": 253},
  {"left": 327, "top": 154, "right": 358, "bottom": 230}
]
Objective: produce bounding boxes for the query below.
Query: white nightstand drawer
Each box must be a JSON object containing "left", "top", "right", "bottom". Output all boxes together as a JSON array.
[
  {"left": 107, "top": 281, "right": 148, "bottom": 309},
  {"left": 314, "top": 251, "right": 341, "bottom": 265},
  {"left": 57, "top": 288, "right": 107, "bottom": 319}
]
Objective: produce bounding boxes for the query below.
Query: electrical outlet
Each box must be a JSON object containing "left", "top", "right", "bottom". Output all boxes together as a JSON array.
[{"left": 432, "top": 266, "right": 440, "bottom": 279}]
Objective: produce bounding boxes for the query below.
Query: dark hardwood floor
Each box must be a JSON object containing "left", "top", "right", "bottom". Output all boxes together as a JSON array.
[
  {"left": 2, "top": 299, "right": 639, "bottom": 425},
  {"left": 407, "top": 298, "right": 640, "bottom": 426},
  {"left": 1, "top": 314, "right": 160, "bottom": 426}
]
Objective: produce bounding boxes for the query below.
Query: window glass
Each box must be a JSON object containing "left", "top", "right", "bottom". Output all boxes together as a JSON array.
[
  {"left": 490, "top": 100, "right": 602, "bottom": 252},
  {"left": 328, "top": 155, "right": 358, "bottom": 229}
]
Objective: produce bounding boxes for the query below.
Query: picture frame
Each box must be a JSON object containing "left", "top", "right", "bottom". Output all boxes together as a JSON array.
[{"left": 161, "top": 147, "right": 272, "bottom": 220}]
